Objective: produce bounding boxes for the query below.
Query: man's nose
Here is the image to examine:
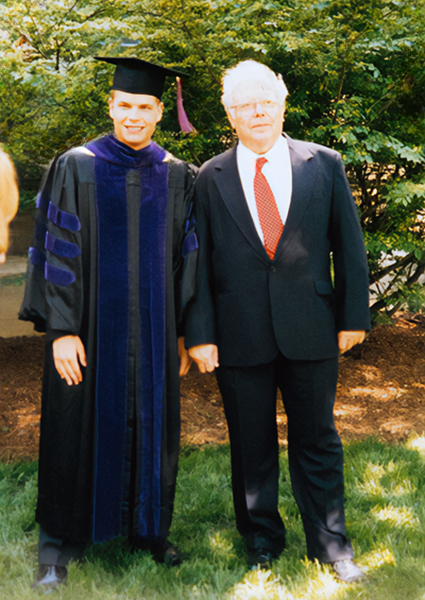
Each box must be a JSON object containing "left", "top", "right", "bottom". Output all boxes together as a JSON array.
[
  {"left": 128, "top": 107, "right": 143, "bottom": 120},
  {"left": 253, "top": 102, "right": 266, "bottom": 116}
]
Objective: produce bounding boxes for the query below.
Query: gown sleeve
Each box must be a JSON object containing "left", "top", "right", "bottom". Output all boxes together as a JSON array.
[
  {"left": 18, "top": 156, "right": 58, "bottom": 332},
  {"left": 19, "top": 151, "right": 86, "bottom": 339},
  {"left": 182, "top": 168, "right": 217, "bottom": 349},
  {"left": 168, "top": 160, "right": 198, "bottom": 334},
  {"left": 178, "top": 162, "right": 198, "bottom": 323}
]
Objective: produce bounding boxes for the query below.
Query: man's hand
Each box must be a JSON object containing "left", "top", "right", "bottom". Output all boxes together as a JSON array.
[
  {"left": 188, "top": 344, "right": 219, "bottom": 373},
  {"left": 52, "top": 335, "right": 87, "bottom": 386},
  {"left": 338, "top": 330, "right": 366, "bottom": 354},
  {"left": 178, "top": 337, "right": 192, "bottom": 377}
]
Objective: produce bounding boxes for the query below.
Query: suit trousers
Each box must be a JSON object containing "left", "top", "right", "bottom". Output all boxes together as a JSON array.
[{"left": 215, "top": 352, "right": 353, "bottom": 563}]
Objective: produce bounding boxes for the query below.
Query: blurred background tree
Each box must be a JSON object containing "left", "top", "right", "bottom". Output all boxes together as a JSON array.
[{"left": 0, "top": 0, "right": 424, "bottom": 319}]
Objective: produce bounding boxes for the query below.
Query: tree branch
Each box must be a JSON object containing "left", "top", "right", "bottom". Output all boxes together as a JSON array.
[
  {"left": 370, "top": 251, "right": 416, "bottom": 285},
  {"left": 370, "top": 259, "right": 425, "bottom": 314}
]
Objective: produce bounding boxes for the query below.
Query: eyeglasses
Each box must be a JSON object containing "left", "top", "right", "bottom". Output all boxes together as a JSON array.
[{"left": 231, "top": 100, "right": 281, "bottom": 118}]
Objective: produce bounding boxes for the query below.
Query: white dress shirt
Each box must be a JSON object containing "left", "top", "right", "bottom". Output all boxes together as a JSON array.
[{"left": 236, "top": 134, "right": 292, "bottom": 244}]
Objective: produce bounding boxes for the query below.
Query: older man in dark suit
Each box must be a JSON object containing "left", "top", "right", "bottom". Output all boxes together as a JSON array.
[{"left": 185, "top": 60, "right": 370, "bottom": 582}]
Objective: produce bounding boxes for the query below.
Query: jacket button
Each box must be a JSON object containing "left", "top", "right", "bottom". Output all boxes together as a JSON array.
[{"left": 270, "top": 266, "right": 276, "bottom": 273}]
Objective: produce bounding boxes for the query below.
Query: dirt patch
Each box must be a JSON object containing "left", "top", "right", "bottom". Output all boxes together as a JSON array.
[
  {"left": 1, "top": 336, "right": 45, "bottom": 460},
  {"left": 2, "top": 313, "right": 425, "bottom": 460}
]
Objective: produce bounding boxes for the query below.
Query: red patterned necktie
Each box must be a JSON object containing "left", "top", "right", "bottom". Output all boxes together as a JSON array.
[{"left": 254, "top": 157, "right": 284, "bottom": 260}]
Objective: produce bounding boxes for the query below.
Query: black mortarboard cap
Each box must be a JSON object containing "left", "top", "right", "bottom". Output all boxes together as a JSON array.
[
  {"left": 95, "top": 56, "right": 195, "bottom": 132},
  {"left": 94, "top": 56, "right": 186, "bottom": 99}
]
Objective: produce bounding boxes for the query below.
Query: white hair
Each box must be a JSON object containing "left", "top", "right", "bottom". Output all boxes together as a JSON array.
[{"left": 221, "top": 60, "right": 288, "bottom": 110}]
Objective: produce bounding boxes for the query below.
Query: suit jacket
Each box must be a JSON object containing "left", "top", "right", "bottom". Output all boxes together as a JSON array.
[{"left": 185, "top": 135, "right": 371, "bottom": 366}]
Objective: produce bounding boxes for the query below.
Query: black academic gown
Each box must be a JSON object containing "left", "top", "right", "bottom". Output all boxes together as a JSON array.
[{"left": 20, "top": 136, "right": 198, "bottom": 544}]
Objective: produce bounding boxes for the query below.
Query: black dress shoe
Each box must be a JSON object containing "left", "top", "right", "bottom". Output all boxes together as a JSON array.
[
  {"left": 332, "top": 559, "right": 365, "bottom": 583},
  {"left": 31, "top": 565, "right": 68, "bottom": 590},
  {"left": 151, "top": 541, "right": 185, "bottom": 567},
  {"left": 247, "top": 549, "right": 273, "bottom": 569}
]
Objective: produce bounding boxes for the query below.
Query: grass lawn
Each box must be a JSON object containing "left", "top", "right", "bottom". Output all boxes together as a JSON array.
[{"left": 1, "top": 438, "right": 425, "bottom": 599}]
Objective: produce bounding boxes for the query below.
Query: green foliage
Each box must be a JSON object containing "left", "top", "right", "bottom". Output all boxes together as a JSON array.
[
  {"left": 0, "top": 0, "right": 424, "bottom": 316},
  {"left": 2, "top": 441, "right": 425, "bottom": 598}
]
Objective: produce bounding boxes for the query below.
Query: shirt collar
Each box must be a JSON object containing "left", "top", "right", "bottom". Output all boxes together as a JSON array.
[{"left": 237, "top": 134, "right": 288, "bottom": 166}]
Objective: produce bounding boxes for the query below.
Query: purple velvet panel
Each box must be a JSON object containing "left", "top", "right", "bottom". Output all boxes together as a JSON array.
[
  {"left": 87, "top": 135, "right": 168, "bottom": 542},
  {"left": 36, "top": 191, "right": 50, "bottom": 212},
  {"left": 91, "top": 156, "right": 129, "bottom": 543},
  {"left": 137, "top": 154, "right": 168, "bottom": 538},
  {"left": 45, "top": 231, "right": 81, "bottom": 259},
  {"left": 184, "top": 202, "right": 195, "bottom": 233},
  {"left": 44, "top": 262, "right": 76, "bottom": 287},
  {"left": 48, "top": 202, "right": 81, "bottom": 232},
  {"left": 182, "top": 232, "right": 199, "bottom": 258},
  {"left": 28, "top": 247, "right": 46, "bottom": 267}
]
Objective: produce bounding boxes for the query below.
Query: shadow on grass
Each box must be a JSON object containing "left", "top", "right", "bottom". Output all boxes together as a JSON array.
[{"left": 1, "top": 440, "right": 425, "bottom": 599}]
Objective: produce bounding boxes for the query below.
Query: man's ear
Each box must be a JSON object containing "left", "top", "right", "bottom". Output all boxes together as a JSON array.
[
  {"left": 156, "top": 101, "right": 164, "bottom": 124},
  {"left": 108, "top": 97, "right": 114, "bottom": 120}
]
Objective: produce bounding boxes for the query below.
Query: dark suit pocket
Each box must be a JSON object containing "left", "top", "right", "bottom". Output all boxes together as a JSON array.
[{"left": 315, "top": 280, "right": 334, "bottom": 295}]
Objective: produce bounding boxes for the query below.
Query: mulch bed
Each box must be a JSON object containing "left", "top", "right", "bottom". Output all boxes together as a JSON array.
[{"left": 2, "top": 313, "right": 425, "bottom": 461}]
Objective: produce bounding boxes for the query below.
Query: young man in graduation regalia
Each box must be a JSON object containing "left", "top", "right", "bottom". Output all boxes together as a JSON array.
[{"left": 19, "top": 57, "right": 198, "bottom": 590}]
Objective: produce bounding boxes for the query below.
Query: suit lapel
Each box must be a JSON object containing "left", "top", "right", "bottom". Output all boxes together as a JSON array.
[
  {"left": 212, "top": 137, "right": 318, "bottom": 261},
  {"left": 213, "top": 147, "right": 267, "bottom": 258},
  {"left": 275, "top": 135, "right": 317, "bottom": 257}
]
